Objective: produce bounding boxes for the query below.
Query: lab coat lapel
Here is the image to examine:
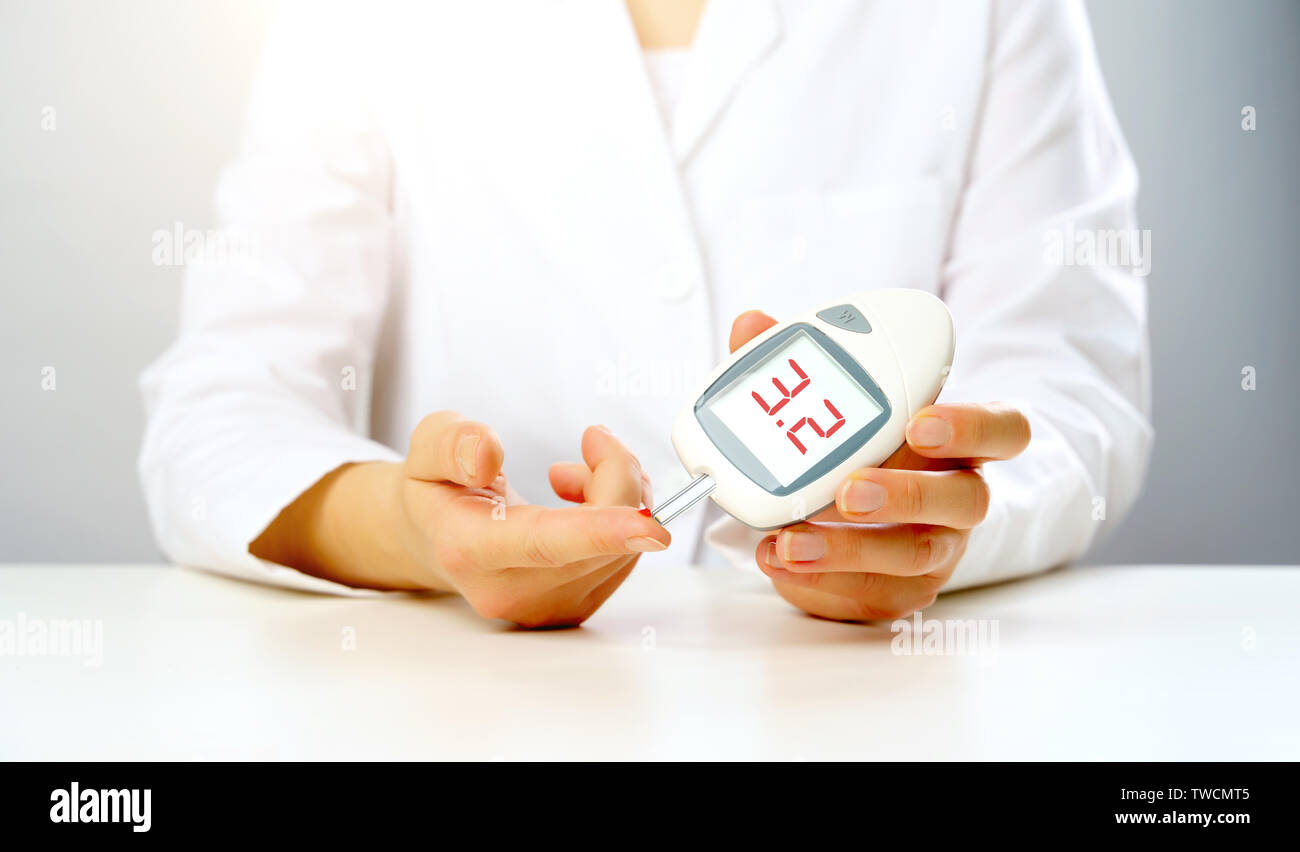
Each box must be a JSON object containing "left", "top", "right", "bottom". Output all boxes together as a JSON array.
[
  {"left": 672, "top": 0, "right": 782, "bottom": 163},
  {"left": 572, "top": 1, "right": 711, "bottom": 307},
  {"left": 579, "top": 0, "right": 679, "bottom": 164}
]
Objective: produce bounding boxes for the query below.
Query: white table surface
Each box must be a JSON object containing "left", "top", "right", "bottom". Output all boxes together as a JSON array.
[{"left": 1, "top": 562, "right": 1296, "bottom": 760}]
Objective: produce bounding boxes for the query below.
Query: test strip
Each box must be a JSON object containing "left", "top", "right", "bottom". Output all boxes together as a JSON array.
[{"left": 651, "top": 474, "right": 716, "bottom": 527}]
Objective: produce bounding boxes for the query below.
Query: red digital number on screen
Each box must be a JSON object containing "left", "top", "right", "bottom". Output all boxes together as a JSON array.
[
  {"left": 750, "top": 359, "right": 809, "bottom": 415},
  {"left": 751, "top": 359, "right": 847, "bottom": 455}
]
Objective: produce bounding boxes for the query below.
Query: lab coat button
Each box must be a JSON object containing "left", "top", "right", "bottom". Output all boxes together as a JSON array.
[
  {"left": 790, "top": 233, "right": 808, "bottom": 261},
  {"left": 655, "top": 261, "right": 700, "bottom": 303}
]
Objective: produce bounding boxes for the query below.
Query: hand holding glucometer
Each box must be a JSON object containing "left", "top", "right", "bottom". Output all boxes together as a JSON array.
[
  {"left": 654, "top": 289, "right": 955, "bottom": 529},
  {"left": 696, "top": 295, "right": 1032, "bottom": 623}
]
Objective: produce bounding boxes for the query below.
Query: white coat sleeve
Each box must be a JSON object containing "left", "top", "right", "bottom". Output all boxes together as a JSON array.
[
  {"left": 138, "top": 3, "right": 403, "bottom": 594},
  {"left": 707, "top": 0, "right": 1153, "bottom": 590},
  {"left": 937, "top": 0, "right": 1152, "bottom": 589}
]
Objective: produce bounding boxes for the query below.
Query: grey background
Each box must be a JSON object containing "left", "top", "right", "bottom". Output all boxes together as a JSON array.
[{"left": 1, "top": 0, "right": 1296, "bottom": 564}]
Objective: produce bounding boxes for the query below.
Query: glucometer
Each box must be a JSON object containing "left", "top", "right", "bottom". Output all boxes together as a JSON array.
[{"left": 652, "top": 289, "right": 955, "bottom": 530}]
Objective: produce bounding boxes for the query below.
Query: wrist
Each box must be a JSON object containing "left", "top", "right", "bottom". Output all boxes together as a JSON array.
[
  {"left": 252, "top": 461, "right": 433, "bottom": 592},
  {"left": 321, "top": 461, "right": 436, "bottom": 591}
]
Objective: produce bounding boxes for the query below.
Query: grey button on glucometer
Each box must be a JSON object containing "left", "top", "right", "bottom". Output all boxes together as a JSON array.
[{"left": 816, "top": 304, "right": 872, "bottom": 333}]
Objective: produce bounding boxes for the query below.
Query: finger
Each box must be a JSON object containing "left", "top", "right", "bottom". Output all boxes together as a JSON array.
[
  {"left": 550, "top": 457, "right": 652, "bottom": 509},
  {"left": 405, "top": 411, "right": 505, "bottom": 488},
  {"left": 880, "top": 442, "right": 967, "bottom": 472},
  {"left": 755, "top": 538, "right": 948, "bottom": 620},
  {"left": 729, "top": 310, "right": 779, "bottom": 353},
  {"left": 503, "top": 558, "right": 638, "bottom": 629},
  {"left": 581, "top": 425, "right": 647, "bottom": 508},
  {"left": 904, "top": 403, "right": 1031, "bottom": 462},
  {"left": 768, "top": 522, "right": 964, "bottom": 576},
  {"left": 577, "top": 559, "right": 637, "bottom": 612},
  {"left": 548, "top": 462, "right": 590, "bottom": 503},
  {"left": 769, "top": 577, "right": 877, "bottom": 622},
  {"left": 834, "top": 468, "right": 990, "bottom": 529},
  {"left": 452, "top": 502, "right": 670, "bottom": 569}
]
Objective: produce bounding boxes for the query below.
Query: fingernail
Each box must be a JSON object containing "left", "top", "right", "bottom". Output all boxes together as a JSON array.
[
  {"left": 764, "top": 541, "right": 783, "bottom": 569},
  {"left": 841, "top": 479, "right": 887, "bottom": 514},
  {"left": 780, "top": 531, "right": 826, "bottom": 562},
  {"left": 626, "top": 536, "right": 667, "bottom": 552},
  {"left": 456, "top": 434, "right": 479, "bottom": 478},
  {"left": 908, "top": 416, "right": 951, "bottom": 449}
]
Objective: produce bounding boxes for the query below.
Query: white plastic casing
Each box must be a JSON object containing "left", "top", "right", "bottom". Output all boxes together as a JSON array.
[{"left": 670, "top": 289, "right": 955, "bottom": 529}]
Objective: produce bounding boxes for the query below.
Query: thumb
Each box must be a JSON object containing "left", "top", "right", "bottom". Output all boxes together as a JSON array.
[
  {"left": 729, "top": 310, "right": 779, "bottom": 353},
  {"left": 404, "top": 411, "right": 505, "bottom": 488}
]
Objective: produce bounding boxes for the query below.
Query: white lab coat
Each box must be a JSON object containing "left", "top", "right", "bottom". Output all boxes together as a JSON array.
[{"left": 139, "top": 0, "right": 1152, "bottom": 595}]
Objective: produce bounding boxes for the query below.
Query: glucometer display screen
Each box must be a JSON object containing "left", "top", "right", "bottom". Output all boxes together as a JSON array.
[{"left": 705, "top": 330, "right": 885, "bottom": 487}]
